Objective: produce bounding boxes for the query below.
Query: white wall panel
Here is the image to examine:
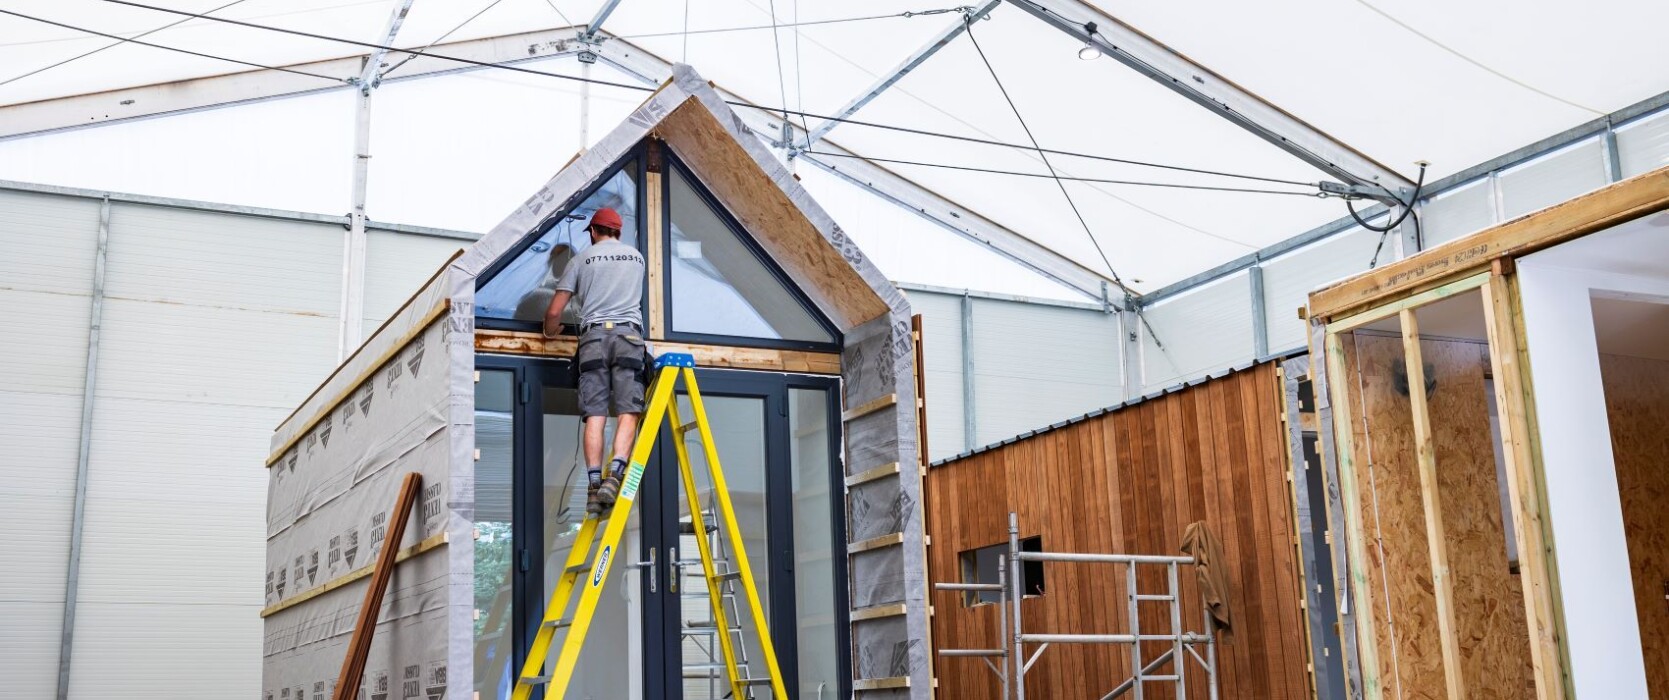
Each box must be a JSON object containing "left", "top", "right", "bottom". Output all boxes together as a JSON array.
[
  {"left": 1500, "top": 138, "right": 1609, "bottom": 220},
  {"left": 94, "top": 298, "right": 338, "bottom": 409},
  {"left": 105, "top": 204, "right": 342, "bottom": 314},
  {"left": 0, "top": 189, "right": 99, "bottom": 294},
  {"left": 1421, "top": 178, "right": 1497, "bottom": 247},
  {"left": 1142, "top": 272, "right": 1253, "bottom": 392},
  {"left": 364, "top": 228, "right": 468, "bottom": 324},
  {"left": 0, "top": 603, "right": 64, "bottom": 698},
  {"left": 0, "top": 189, "right": 98, "bottom": 696},
  {"left": 904, "top": 290, "right": 965, "bottom": 460},
  {"left": 66, "top": 601, "right": 260, "bottom": 697},
  {"left": 1262, "top": 226, "right": 1381, "bottom": 353},
  {"left": 1617, "top": 110, "right": 1669, "bottom": 178},
  {"left": 967, "top": 297, "right": 1121, "bottom": 446},
  {"left": 0, "top": 288, "right": 91, "bottom": 395}
]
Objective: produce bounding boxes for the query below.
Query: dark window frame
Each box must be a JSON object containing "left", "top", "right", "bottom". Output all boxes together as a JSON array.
[
  {"left": 958, "top": 536, "right": 1045, "bottom": 606},
  {"left": 660, "top": 149, "right": 842, "bottom": 353},
  {"left": 474, "top": 144, "right": 650, "bottom": 334}
]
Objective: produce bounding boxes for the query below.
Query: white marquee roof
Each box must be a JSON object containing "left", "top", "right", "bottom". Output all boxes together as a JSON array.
[{"left": 4, "top": 0, "right": 1667, "bottom": 300}]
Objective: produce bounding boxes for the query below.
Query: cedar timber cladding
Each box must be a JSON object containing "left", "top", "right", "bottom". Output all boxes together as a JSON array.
[
  {"left": 926, "top": 363, "right": 1310, "bottom": 700},
  {"left": 450, "top": 65, "right": 929, "bottom": 696}
]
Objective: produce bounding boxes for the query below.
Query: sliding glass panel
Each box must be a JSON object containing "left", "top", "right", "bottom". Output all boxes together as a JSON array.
[
  {"left": 789, "top": 388, "right": 840, "bottom": 698},
  {"left": 476, "top": 161, "right": 640, "bottom": 322},
  {"left": 674, "top": 393, "right": 770, "bottom": 699},
  {"left": 473, "top": 370, "right": 516, "bottom": 700},
  {"left": 666, "top": 166, "right": 834, "bottom": 344}
]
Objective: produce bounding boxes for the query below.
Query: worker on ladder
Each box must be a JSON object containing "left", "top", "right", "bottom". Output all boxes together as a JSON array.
[{"left": 542, "top": 206, "right": 648, "bottom": 515}]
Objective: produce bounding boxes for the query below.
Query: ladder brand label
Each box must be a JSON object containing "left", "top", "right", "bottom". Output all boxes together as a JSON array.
[
  {"left": 592, "top": 546, "right": 612, "bottom": 588},
  {"left": 619, "top": 462, "right": 645, "bottom": 501}
]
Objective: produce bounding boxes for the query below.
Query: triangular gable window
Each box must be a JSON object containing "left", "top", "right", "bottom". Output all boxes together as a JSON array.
[
  {"left": 475, "top": 158, "right": 641, "bottom": 323},
  {"left": 665, "top": 161, "right": 835, "bottom": 345}
]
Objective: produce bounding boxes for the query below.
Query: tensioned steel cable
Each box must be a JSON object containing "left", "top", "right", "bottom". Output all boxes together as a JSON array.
[
  {"left": 0, "top": 8, "right": 344, "bottom": 83},
  {"left": 0, "top": 0, "right": 253, "bottom": 88},
  {"left": 611, "top": 6, "right": 970, "bottom": 40},
  {"left": 803, "top": 150, "right": 1326, "bottom": 197},
  {"left": 93, "top": 0, "right": 1322, "bottom": 192},
  {"left": 964, "top": 18, "right": 1172, "bottom": 347},
  {"left": 381, "top": 0, "right": 508, "bottom": 79}
]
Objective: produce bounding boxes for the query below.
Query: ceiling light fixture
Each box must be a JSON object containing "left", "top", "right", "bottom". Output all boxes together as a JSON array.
[{"left": 1078, "top": 21, "right": 1102, "bottom": 60}]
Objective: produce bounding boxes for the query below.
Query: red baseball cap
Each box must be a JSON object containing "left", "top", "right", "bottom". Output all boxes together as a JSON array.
[{"left": 589, "top": 207, "right": 623, "bottom": 231}]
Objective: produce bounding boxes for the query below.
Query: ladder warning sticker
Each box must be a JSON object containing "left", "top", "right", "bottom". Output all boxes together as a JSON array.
[
  {"left": 592, "top": 546, "right": 612, "bottom": 588},
  {"left": 619, "top": 462, "right": 645, "bottom": 501}
]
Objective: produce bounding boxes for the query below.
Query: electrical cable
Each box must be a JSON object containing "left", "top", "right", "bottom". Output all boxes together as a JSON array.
[
  {"left": 542, "top": 0, "right": 574, "bottom": 27},
  {"left": 381, "top": 0, "right": 507, "bottom": 79},
  {"left": 0, "top": 0, "right": 388, "bottom": 48},
  {"left": 94, "top": 0, "right": 1321, "bottom": 192},
  {"left": 0, "top": 0, "right": 253, "bottom": 88},
  {"left": 767, "top": 0, "right": 790, "bottom": 124},
  {"left": 610, "top": 6, "right": 969, "bottom": 40},
  {"left": 0, "top": 8, "right": 345, "bottom": 83},
  {"left": 803, "top": 150, "right": 1327, "bottom": 197},
  {"left": 1355, "top": 162, "right": 1426, "bottom": 268}
]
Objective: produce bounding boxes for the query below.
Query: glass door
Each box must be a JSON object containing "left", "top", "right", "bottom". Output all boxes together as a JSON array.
[
  {"left": 474, "top": 356, "right": 845, "bottom": 700},
  {"left": 646, "top": 369, "right": 848, "bottom": 700}
]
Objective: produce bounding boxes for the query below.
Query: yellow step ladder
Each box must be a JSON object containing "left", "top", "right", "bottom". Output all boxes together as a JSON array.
[{"left": 510, "top": 353, "right": 788, "bottom": 700}]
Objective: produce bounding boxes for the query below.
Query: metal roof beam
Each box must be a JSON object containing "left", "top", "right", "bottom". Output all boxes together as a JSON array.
[
  {"left": 591, "top": 40, "right": 1122, "bottom": 304},
  {"left": 0, "top": 25, "right": 586, "bottom": 141},
  {"left": 797, "top": 0, "right": 1001, "bottom": 150},
  {"left": 579, "top": 0, "right": 625, "bottom": 42},
  {"left": 1006, "top": 0, "right": 1416, "bottom": 199}
]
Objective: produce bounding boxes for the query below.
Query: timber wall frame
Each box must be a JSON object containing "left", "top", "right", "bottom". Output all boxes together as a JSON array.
[{"left": 1304, "top": 164, "right": 1669, "bottom": 700}]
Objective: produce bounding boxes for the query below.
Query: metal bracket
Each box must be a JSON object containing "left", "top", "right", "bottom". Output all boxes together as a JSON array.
[
  {"left": 1319, "top": 180, "right": 1405, "bottom": 204},
  {"left": 577, "top": 50, "right": 598, "bottom": 65}
]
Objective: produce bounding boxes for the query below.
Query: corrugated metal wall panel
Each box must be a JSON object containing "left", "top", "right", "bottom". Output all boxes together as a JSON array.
[
  {"left": 0, "top": 190, "right": 98, "bottom": 696},
  {"left": 364, "top": 228, "right": 467, "bottom": 326},
  {"left": 1499, "top": 138, "right": 1609, "bottom": 220},
  {"left": 1421, "top": 178, "right": 1497, "bottom": 248},
  {"left": 1618, "top": 110, "right": 1669, "bottom": 178},
  {"left": 1141, "top": 272, "right": 1253, "bottom": 392},
  {"left": 1262, "top": 226, "right": 1380, "bottom": 353},
  {"left": 68, "top": 201, "right": 345, "bottom": 698},
  {"left": 904, "top": 291, "right": 965, "bottom": 460},
  {"left": 104, "top": 203, "right": 342, "bottom": 314},
  {"left": 0, "top": 189, "right": 99, "bottom": 293},
  {"left": 967, "top": 297, "right": 1121, "bottom": 446}
]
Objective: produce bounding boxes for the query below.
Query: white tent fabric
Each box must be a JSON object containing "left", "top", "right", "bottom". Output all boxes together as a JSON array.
[{"left": 3, "top": 0, "right": 1667, "bottom": 296}]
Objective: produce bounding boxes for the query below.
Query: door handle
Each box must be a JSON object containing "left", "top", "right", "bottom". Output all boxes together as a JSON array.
[
  {"left": 633, "top": 547, "right": 657, "bottom": 593},
  {"left": 670, "top": 547, "right": 683, "bottom": 594}
]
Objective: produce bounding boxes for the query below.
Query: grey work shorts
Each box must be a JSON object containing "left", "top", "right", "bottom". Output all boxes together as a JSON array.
[{"left": 576, "top": 323, "right": 648, "bottom": 418}]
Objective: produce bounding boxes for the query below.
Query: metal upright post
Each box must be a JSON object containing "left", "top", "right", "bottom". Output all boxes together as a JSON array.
[
  {"left": 998, "top": 555, "right": 1011, "bottom": 700},
  {"left": 1205, "top": 604, "right": 1219, "bottom": 700},
  {"left": 1168, "top": 561, "right": 1184, "bottom": 699},
  {"left": 340, "top": 0, "right": 416, "bottom": 359},
  {"left": 1009, "top": 512, "right": 1025, "bottom": 700},
  {"left": 1126, "top": 561, "right": 1143, "bottom": 700}
]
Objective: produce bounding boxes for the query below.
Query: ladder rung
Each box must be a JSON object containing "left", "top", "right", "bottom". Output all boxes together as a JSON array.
[
  {"left": 543, "top": 617, "right": 574, "bottom": 629},
  {"left": 711, "top": 571, "right": 742, "bottom": 583},
  {"left": 520, "top": 675, "right": 551, "bottom": 685},
  {"left": 675, "top": 421, "right": 699, "bottom": 435},
  {"left": 565, "top": 562, "right": 591, "bottom": 574},
  {"left": 739, "top": 678, "right": 776, "bottom": 685}
]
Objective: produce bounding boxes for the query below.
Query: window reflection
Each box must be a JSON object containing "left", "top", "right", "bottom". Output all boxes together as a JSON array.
[
  {"left": 667, "top": 165, "right": 833, "bottom": 344},
  {"left": 473, "top": 370, "right": 515, "bottom": 700},
  {"left": 476, "top": 163, "right": 639, "bottom": 322}
]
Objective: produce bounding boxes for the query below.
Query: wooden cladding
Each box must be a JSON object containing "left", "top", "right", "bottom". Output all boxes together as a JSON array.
[{"left": 925, "top": 363, "right": 1310, "bottom": 699}]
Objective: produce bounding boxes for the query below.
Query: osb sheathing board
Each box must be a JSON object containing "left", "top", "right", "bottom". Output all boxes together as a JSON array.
[
  {"left": 925, "top": 364, "right": 1310, "bottom": 700},
  {"left": 1599, "top": 352, "right": 1669, "bottom": 695},
  {"left": 1340, "top": 332, "right": 1534, "bottom": 699}
]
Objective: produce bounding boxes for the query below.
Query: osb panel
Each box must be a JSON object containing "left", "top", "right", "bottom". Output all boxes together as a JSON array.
[
  {"left": 1599, "top": 353, "right": 1669, "bottom": 696},
  {"left": 655, "top": 101, "right": 889, "bottom": 329},
  {"left": 924, "top": 365, "right": 1308, "bottom": 699},
  {"left": 1345, "top": 333, "right": 1534, "bottom": 699}
]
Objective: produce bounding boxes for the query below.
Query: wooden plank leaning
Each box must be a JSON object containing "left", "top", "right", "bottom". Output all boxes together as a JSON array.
[{"left": 332, "top": 472, "right": 424, "bottom": 700}]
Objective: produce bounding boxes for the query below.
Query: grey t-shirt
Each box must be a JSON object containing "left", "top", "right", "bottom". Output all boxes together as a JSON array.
[{"left": 554, "top": 237, "right": 645, "bottom": 327}]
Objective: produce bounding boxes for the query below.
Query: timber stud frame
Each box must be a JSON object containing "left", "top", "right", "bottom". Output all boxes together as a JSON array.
[{"left": 1305, "top": 164, "right": 1669, "bottom": 700}]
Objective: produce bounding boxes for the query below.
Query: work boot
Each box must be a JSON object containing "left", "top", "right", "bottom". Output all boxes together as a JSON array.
[
  {"left": 586, "top": 482, "right": 606, "bottom": 515},
  {"left": 597, "top": 471, "right": 622, "bottom": 508}
]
